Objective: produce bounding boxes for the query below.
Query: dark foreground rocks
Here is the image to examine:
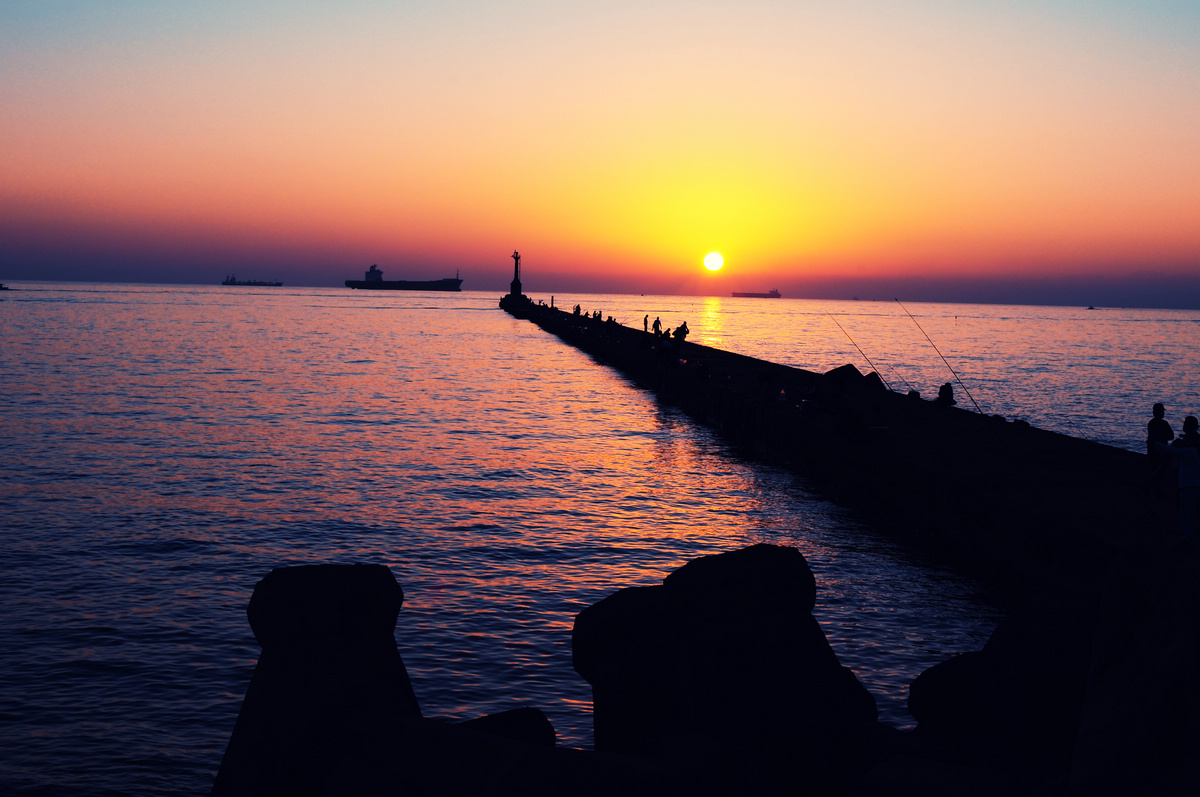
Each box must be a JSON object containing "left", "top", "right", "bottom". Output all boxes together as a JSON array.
[
  {"left": 212, "top": 544, "right": 1200, "bottom": 796},
  {"left": 907, "top": 543, "right": 1200, "bottom": 797}
]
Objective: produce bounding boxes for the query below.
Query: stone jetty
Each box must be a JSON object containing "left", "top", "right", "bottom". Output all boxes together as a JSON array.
[{"left": 500, "top": 291, "right": 1175, "bottom": 595}]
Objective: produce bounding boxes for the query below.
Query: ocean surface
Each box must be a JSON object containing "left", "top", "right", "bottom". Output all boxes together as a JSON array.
[{"left": 1, "top": 282, "right": 1197, "bottom": 795}]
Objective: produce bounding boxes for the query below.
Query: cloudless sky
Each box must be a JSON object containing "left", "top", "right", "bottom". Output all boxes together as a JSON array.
[{"left": 3, "top": 1, "right": 1198, "bottom": 306}]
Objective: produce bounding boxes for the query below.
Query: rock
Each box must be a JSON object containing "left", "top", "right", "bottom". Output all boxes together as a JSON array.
[
  {"left": 211, "top": 564, "right": 421, "bottom": 796},
  {"left": 907, "top": 593, "right": 1094, "bottom": 776},
  {"left": 1066, "top": 546, "right": 1200, "bottom": 797},
  {"left": 573, "top": 544, "right": 877, "bottom": 756},
  {"left": 458, "top": 706, "right": 556, "bottom": 748}
]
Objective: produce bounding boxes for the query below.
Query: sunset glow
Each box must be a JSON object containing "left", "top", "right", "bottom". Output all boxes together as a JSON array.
[{"left": 1, "top": 2, "right": 1198, "bottom": 306}]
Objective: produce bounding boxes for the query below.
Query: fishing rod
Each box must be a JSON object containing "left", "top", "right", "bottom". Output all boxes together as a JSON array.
[
  {"left": 894, "top": 299, "right": 984, "bottom": 414},
  {"left": 826, "top": 312, "right": 893, "bottom": 391}
]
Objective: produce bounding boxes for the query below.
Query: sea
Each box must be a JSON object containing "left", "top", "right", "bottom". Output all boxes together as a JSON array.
[{"left": 1, "top": 282, "right": 1197, "bottom": 796}]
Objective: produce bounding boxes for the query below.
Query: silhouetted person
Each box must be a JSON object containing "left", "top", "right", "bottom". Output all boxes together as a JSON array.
[
  {"left": 1174, "top": 416, "right": 1200, "bottom": 452},
  {"left": 643, "top": 315, "right": 648, "bottom": 333},
  {"left": 573, "top": 304, "right": 581, "bottom": 316},
  {"left": 1156, "top": 416, "right": 1200, "bottom": 541},
  {"left": 936, "top": 382, "right": 956, "bottom": 407},
  {"left": 1148, "top": 403, "right": 1175, "bottom": 452},
  {"left": 652, "top": 316, "right": 662, "bottom": 336},
  {"left": 673, "top": 321, "right": 689, "bottom": 342}
]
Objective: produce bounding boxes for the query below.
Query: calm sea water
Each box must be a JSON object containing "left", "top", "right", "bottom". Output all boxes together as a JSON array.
[{"left": 1, "top": 282, "right": 1196, "bottom": 795}]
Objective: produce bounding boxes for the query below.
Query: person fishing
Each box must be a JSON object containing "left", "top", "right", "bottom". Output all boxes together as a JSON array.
[{"left": 936, "top": 382, "right": 956, "bottom": 407}]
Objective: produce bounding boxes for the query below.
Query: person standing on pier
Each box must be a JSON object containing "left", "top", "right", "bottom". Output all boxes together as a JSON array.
[
  {"left": 1154, "top": 415, "right": 1200, "bottom": 541},
  {"left": 643, "top": 315, "right": 648, "bottom": 333},
  {"left": 652, "top": 316, "right": 662, "bottom": 336},
  {"left": 1148, "top": 403, "right": 1175, "bottom": 452}
]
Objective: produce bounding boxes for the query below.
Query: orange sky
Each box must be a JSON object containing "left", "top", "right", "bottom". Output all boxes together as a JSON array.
[{"left": 2, "top": 2, "right": 1198, "bottom": 305}]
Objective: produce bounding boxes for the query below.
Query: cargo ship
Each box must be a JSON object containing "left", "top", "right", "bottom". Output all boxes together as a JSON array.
[
  {"left": 222, "top": 275, "right": 282, "bottom": 286},
  {"left": 345, "top": 264, "right": 462, "bottom": 291},
  {"left": 731, "top": 289, "right": 781, "bottom": 298}
]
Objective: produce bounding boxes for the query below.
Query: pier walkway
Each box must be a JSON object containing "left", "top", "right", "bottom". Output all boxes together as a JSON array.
[{"left": 501, "top": 296, "right": 1172, "bottom": 595}]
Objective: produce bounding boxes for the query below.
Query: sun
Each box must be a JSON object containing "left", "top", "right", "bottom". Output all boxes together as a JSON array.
[{"left": 703, "top": 252, "right": 724, "bottom": 272}]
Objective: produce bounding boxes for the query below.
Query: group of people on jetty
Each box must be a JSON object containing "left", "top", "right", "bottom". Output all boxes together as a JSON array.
[
  {"left": 1148, "top": 403, "right": 1200, "bottom": 541},
  {"left": 566, "top": 305, "right": 693, "bottom": 343}
]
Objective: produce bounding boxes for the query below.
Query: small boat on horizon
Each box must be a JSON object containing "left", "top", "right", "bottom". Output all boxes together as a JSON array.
[
  {"left": 732, "top": 289, "right": 782, "bottom": 299},
  {"left": 345, "top": 264, "right": 462, "bottom": 292},
  {"left": 222, "top": 275, "right": 282, "bottom": 286}
]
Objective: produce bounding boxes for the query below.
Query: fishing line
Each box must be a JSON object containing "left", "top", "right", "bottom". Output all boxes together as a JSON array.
[
  {"left": 895, "top": 299, "right": 984, "bottom": 414},
  {"left": 881, "top": 360, "right": 917, "bottom": 394},
  {"left": 1061, "top": 413, "right": 1091, "bottom": 441},
  {"left": 826, "top": 312, "right": 893, "bottom": 391}
]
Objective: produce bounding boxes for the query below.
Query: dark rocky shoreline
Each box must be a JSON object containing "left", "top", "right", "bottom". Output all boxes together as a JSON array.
[{"left": 211, "top": 544, "right": 1200, "bottom": 796}]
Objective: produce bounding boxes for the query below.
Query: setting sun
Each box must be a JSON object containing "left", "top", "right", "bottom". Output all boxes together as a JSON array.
[{"left": 704, "top": 252, "right": 724, "bottom": 272}]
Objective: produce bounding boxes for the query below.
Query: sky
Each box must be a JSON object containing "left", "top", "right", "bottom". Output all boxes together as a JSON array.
[{"left": 2, "top": 1, "right": 1198, "bottom": 307}]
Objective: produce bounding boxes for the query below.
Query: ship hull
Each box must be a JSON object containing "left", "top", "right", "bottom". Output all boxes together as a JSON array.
[
  {"left": 732, "top": 290, "right": 781, "bottom": 298},
  {"left": 346, "top": 278, "right": 462, "bottom": 292}
]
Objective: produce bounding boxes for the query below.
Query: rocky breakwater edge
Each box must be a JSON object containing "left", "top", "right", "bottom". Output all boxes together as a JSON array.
[{"left": 213, "top": 540, "right": 1200, "bottom": 796}]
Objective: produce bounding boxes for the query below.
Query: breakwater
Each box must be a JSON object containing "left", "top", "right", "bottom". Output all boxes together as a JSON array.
[{"left": 501, "top": 294, "right": 1173, "bottom": 595}]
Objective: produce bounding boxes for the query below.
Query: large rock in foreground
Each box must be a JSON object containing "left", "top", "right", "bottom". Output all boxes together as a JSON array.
[
  {"left": 211, "top": 564, "right": 421, "bottom": 795},
  {"left": 573, "top": 543, "right": 877, "bottom": 756}
]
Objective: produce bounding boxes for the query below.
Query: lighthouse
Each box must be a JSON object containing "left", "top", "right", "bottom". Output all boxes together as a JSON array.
[{"left": 509, "top": 250, "right": 522, "bottom": 298}]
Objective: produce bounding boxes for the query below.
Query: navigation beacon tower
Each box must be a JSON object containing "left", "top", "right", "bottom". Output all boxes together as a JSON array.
[{"left": 509, "top": 250, "right": 522, "bottom": 298}]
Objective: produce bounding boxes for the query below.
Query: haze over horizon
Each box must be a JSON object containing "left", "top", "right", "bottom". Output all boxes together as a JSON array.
[{"left": 3, "top": 1, "right": 1198, "bottom": 308}]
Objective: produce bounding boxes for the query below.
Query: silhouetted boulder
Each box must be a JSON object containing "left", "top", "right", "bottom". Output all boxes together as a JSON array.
[
  {"left": 573, "top": 544, "right": 876, "bottom": 757},
  {"left": 211, "top": 564, "right": 420, "bottom": 796},
  {"left": 824, "top": 363, "right": 866, "bottom": 393},
  {"left": 1067, "top": 547, "right": 1200, "bottom": 797},
  {"left": 908, "top": 594, "right": 1094, "bottom": 778},
  {"left": 458, "top": 706, "right": 557, "bottom": 748}
]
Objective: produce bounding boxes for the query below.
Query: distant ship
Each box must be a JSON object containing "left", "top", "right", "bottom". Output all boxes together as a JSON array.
[
  {"left": 222, "top": 275, "right": 282, "bottom": 286},
  {"left": 345, "top": 264, "right": 462, "bottom": 292},
  {"left": 731, "top": 289, "right": 782, "bottom": 299}
]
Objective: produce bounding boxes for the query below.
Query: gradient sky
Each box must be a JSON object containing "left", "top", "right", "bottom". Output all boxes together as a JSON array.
[{"left": 3, "top": 1, "right": 1198, "bottom": 306}]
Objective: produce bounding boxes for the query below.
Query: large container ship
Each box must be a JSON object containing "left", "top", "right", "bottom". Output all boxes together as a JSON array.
[{"left": 345, "top": 264, "right": 462, "bottom": 291}]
